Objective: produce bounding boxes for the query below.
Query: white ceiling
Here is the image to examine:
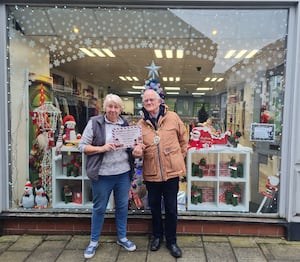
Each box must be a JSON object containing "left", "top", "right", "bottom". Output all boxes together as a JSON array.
[{"left": 9, "top": 6, "right": 288, "bottom": 97}]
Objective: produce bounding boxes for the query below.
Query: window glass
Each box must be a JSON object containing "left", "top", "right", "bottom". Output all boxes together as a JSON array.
[{"left": 7, "top": 6, "right": 288, "bottom": 215}]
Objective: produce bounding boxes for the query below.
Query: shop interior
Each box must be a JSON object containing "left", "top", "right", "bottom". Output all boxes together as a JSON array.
[{"left": 7, "top": 6, "right": 287, "bottom": 215}]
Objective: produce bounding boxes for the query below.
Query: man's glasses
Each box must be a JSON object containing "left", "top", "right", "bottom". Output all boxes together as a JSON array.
[{"left": 143, "top": 98, "right": 157, "bottom": 103}]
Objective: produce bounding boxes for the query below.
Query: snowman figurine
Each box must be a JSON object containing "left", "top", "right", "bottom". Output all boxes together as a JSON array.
[
  {"left": 34, "top": 184, "right": 49, "bottom": 208},
  {"left": 21, "top": 181, "right": 35, "bottom": 209}
]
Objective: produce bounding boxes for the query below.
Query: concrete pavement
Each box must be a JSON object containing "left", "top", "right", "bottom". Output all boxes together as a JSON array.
[{"left": 1, "top": 234, "right": 300, "bottom": 261}]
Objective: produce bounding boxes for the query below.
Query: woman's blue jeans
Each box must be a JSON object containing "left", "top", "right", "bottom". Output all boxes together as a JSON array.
[{"left": 90, "top": 171, "right": 131, "bottom": 242}]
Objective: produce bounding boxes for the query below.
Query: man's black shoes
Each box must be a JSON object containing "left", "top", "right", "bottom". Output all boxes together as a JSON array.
[
  {"left": 166, "top": 243, "right": 182, "bottom": 258},
  {"left": 150, "top": 238, "right": 161, "bottom": 251}
]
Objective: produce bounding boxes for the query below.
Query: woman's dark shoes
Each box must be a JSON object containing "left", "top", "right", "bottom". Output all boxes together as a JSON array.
[
  {"left": 166, "top": 243, "right": 182, "bottom": 258},
  {"left": 150, "top": 238, "right": 161, "bottom": 251}
]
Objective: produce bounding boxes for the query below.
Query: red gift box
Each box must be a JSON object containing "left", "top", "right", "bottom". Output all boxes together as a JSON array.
[
  {"left": 72, "top": 192, "right": 82, "bottom": 204},
  {"left": 201, "top": 187, "right": 215, "bottom": 202}
]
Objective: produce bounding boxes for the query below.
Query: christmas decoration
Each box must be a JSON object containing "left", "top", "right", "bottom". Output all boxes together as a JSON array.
[
  {"left": 21, "top": 181, "right": 35, "bottom": 209},
  {"left": 62, "top": 185, "right": 73, "bottom": 204},
  {"left": 30, "top": 102, "right": 61, "bottom": 203},
  {"left": 34, "top": 184, "right": 49, "bottom": 208},
  {"left": 191, "top": 184, "right": 202, "bottom": 204},
  {"left": 145, "top": 60, "right": 161, "bottom": 79},
  {"left": 257, "top": 175, "right": 279, "bottom": 213},
  {"left": 65, "top": 154, "right": 82, "bottom": 177},
  {"left": 228, "top": 130, "right": 242, "bottom": 147},
  {"left": 228, "top": 157, "right": 244, "bottom": 178},
  {"left": 188, "top": 129, "right": 203, "bottom": 150}
]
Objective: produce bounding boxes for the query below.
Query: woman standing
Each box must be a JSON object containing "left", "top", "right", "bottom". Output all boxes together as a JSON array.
[{"left": 78, "top": 94, "right": 136, "bottom": 259}]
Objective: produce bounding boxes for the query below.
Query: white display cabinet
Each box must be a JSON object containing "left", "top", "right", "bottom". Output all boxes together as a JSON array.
[
  {"left": 52, "top": 146, "right": 114, "bottom": 209},
  {"left": 187, "top": 146, "right": 252, "bottom": 212}
]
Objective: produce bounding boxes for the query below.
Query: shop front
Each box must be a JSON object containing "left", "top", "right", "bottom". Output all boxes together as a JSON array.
[{"left": 1, "top": 0, "right": 300, "bottom": 240}]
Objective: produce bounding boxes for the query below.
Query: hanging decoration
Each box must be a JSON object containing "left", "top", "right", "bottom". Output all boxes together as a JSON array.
[{"left": 31, "top": 102, "right": 61, "bottom": 202}]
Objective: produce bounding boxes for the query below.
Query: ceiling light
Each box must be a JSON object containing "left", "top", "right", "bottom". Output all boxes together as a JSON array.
[
  {"left": 235, "top": 49, "right": 247, "bottom": 59},
  {"left": 197, "top": 87, "right": 213, "bottom": 91},
  {"left": 163, "top": 77, "right": 168, "bottom": 81},
  {"left": 165, "top": 87, "right": 180, "bottom": 90},
  {"left": 165, "top": 50, "right": 173, "bottom": 58},
  {"left": 125, "top": 76, "right": 133, "bottom": 81},
  {"left": 175, "top": 77, "right": 180, "bottom": 82},
  {"left": 166, "top": 92, "right": 179, "bottom": 95},
  {"left": 154, "top": 49, "right": 163, "bottom": 58},
  {"left": 127, "top": 91, "right": 141, "bottom": 94},
  {"left": 102, "top": 48, "right": 115, "bottom": 57},
  {"left": 73, "top": 26, "right": 79, "bottom": 34},
  {"left": 169, "top": 77, "right": 174, "bottom": 81},
  {"left": 91, "top": 48, "right": 106, "bottom": 57},
  {"left": 79, "top": 48, "right": 96, "bottom": 57},
  {"left": 217, "top": 78, "right": 224, "bottom": 82},
  {"left": 119, "top": 76, "right": 126, "bottom": 81},
  {"left": 224, "top": 50, "right": 236, "bottom": 59},
  {"left": 132, "top": 77, "right": 139, "bottom": 81},
  {"left": 204, "top": 77, "right": 210, "bottom": 82},
  {"left": 192, "top": 92, "right": 205, "bottom": 96},
  {"left": 245, "top": 49, "right": 258, "bottom": 58},
  {"left": 132, "top": 86, "right": 145, "bottom": 89},
  {"left": 176, "top": 49, "right": 184, "bottom": 59},
  {"left": 211, "top": 77, "right": 217, "bottom": 82},
  {"left": 212, "top": 29, "right": 218, "bottom": 35}
]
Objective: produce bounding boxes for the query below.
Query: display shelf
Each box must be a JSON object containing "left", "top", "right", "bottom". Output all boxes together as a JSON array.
[
  {"left": 187, "top": 145, "right": 251, "bottom": 212},
  {"left": 52, "top": 146, "right": 113, "bottom": 209}
]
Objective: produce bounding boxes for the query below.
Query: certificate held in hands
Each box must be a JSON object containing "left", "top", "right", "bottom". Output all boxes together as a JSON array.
[{"left": 112, "top": 126, "right": 143, "bottom": 148}]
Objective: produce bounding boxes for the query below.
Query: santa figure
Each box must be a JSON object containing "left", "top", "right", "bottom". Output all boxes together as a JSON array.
[
  {"left": 188, "top": 128, "right": 203, "bottom": 150},
  {"left": 63, "top": 115, "right": 77, "bottom": 142}
]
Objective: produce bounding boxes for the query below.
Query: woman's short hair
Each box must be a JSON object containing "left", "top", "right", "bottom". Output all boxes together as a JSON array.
[{"left": 103, "top": 94, "right": 124, "bottom": 111}]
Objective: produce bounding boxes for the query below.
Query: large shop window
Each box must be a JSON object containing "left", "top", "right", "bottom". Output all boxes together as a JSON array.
[{"left": 7, "top": 5, "right": 288, "bottom": 215}]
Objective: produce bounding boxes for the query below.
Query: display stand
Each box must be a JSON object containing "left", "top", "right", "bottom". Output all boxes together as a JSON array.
[
  {"left": 52, "top": 146, "right": 114, "bottom": 209},
  {"left": 187, "top": 145, "right": 252, "bottom": 212}
]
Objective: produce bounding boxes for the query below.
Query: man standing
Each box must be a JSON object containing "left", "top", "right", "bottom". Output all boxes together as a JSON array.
[{"left": 133, "top": 87, "right": 188, "bottom": 258}]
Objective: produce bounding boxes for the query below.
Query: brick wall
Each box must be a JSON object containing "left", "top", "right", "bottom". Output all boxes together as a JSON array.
[{"left": 0, "top": 212, "right": 286, "bottom": 238}]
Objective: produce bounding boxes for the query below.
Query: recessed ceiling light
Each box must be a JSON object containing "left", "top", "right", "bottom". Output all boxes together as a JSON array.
[
  {"left": 197, "top": 87, "right": 213, "bottom": 91},
  {"left": 166, "top": 92, "right": 179, "bottom": 95},
  {"left": 132, "top": 86, "right": 145, "bottom": 89},
  {"left": 166, "top": 50, "right": 173, "bottom": 58},
  {"left": 91, "top": 48, "right": 106, "bottom": 57},
  {"left": 102, "top": 48, "right": 115, "bottom": 57},
  {"left": 235, "top": 49, "right": 247, "bottom": 59},
  {"left": 154, "top": 49, "right": 163, "bottom": 58},
  {"left": 176, "top": 49, "right": 184, "bottom": 59},
  {"left": 165, "top": 87, "right": 180, "bottom": 90},
  {"left": 192, "top": 92, "right": 205, "bottom": 96},
  {"left": 79, "top": 48, "right": 96, "bottom": 57},
  {"left": 127, "top": 91, "right": 141, "bottom": 94},
  {"left": 245, "top": 49, "right": 258, "bottom": 58},
  {"left": 224, "top": 50, "right": 236, "bottom": 59}
]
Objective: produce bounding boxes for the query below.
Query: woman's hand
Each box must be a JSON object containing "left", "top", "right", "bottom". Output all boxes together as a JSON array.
[{"left": 102, "top": 143, "right": 116, "bottom": 152}]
